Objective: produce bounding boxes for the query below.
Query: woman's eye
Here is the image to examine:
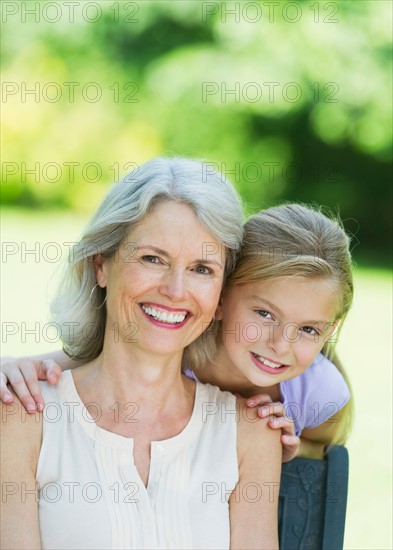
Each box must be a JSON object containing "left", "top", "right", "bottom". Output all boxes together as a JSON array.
[
  {"left": 256, "top": 309, "right": 273, "bottom": 320},
  {"left": 141, "top": 255, "right": 161, "bottom": 264},
  {"left": 194, "top": 265, "right": 212, "bottom": 275}
]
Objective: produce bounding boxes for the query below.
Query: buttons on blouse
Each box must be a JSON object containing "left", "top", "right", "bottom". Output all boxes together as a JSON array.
[{"left": 155, "top": 444, "right": 164, "bottom": 453}]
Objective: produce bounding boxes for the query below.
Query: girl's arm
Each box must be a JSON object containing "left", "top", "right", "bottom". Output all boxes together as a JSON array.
[
  {"left": 1, "top": 350, "right": 80, "bottom": 411},
  {"left": 300, "top": 403, "right": 350, "bottom": 456},
  {"left": 0, "top": 394, "right": 43, "bottom": 549},
  {"left": 246, "top": 393, "right": 350, "bottom": 461},
  {"left": 230, "top": 398, "right": 282, "bottom": 549}
]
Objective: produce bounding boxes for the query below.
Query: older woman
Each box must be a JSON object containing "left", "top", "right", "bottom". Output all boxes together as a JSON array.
[{"left": 1, "top": 158, "right": 281, "bottom": 550}]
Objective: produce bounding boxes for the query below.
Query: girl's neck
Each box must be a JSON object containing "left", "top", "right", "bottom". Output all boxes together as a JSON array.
[{"left": 197, "top": 345, "right": 281, "bottom": 401}]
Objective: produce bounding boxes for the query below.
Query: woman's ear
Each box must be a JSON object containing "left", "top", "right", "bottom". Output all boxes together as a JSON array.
[{"left": 93, "top": 253, "right": 108, "bottom": 288}]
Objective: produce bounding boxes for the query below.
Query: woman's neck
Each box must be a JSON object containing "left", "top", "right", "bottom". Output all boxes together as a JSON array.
[
  {"left": 73, "top": 341, "right": 192, "bottom": 415},
  {"left": 197, "top": 345, "right": 281, "bottom": 400},
  {"left": 71, "top": 340, "right": 196, "bottom": 463}
]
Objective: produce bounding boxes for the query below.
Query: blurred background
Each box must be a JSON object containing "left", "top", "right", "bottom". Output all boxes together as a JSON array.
[{"left": 1, "top": 1, "right": 392, "bottom": 548}]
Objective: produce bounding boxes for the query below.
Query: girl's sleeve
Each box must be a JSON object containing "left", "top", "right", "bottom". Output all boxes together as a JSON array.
[
  {"left": 281, "top": 354, "right": 351, "bottom": 436},
  {"left": 183, "top": 367, "right": 199, "bottom": 381}
]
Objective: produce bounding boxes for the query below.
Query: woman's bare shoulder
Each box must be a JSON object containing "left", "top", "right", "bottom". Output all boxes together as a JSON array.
[
  {"left": 235, "top": 396, "right": 282, "bottom": 461},
  {"left": 1, "top": 390, "right": 43, "bottom": 469},
  {"left": 230, "top": 397, "right": 281, "bottom": 549},
  {"left": 1, "top": 391, "right": 43, "bottom": 549}
]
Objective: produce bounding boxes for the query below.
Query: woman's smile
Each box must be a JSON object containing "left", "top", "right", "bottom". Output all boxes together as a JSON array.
[
  {"left": 95, "top": 200, "right": 225, "bottom": 356},
  {"left": 140, "top": 303, "right": 190, "bottom": 328}
]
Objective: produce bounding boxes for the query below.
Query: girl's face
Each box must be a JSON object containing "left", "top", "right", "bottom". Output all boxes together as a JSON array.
[
  {"left": 218, "top": 276, "right": 339, "bottom": 387},
  {"left": 95, "top": 200, "right": 225, "bottom": 359}
]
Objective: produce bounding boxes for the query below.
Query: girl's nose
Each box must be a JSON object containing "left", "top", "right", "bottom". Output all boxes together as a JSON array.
[{"left": 267, "top": 323, "right": 296, "bottom": 356}]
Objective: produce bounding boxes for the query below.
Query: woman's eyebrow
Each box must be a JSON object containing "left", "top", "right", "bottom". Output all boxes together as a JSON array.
[
  {"left": 138, "top": 245, "right": 170, "bottom": 257},
  {"left": 138, "top": 245, "right": 224, "bottom": 268}
]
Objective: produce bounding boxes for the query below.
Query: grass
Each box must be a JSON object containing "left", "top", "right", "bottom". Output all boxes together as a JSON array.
[
  {"left": 339, "top": 269, "right": 392, "bottom": 549},
  {"left": 1, "top": 209, "right": 392, "bottom": 549}
]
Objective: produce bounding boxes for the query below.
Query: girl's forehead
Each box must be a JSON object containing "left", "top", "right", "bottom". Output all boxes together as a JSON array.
[
  {"left": 226, "top": 276, "right": 341, "bottom": 317},
  {"left": 230, "top": 275, "right": 338, "bottom": 292}
]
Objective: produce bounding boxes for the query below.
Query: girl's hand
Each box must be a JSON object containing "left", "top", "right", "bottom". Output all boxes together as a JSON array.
[
  {"left": 0, "top": 357, "right": 62, "bottom": 412},
  {"left": 246, "top": 394, "right": 300, "bottom": 463}
]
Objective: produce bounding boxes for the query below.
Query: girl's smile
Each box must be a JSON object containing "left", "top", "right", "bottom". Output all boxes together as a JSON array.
[
  {"left": 250, "top": 352, "right": 290, "bottom": 375},
  {"left": 218, "top": 276, "right": 339, "bottom": 387}
]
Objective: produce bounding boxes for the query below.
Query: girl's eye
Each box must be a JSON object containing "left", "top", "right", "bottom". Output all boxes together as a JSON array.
[
  {"left": 301, "top": 326, "right": 319, "bottom": 336},
  {"left": 194, "top": 265, "right": 213, "bottom": 275},
  {"left": 256, "top": 309, "right": 273, "bottom": 320}
]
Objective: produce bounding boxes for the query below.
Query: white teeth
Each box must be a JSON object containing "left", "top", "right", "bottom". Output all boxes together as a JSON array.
[
  {"left": 255, "top": 354, "right": 283, "bottom": 369},
  {"left": 141, "top": 305, "right": 186, "bottom": 325}
]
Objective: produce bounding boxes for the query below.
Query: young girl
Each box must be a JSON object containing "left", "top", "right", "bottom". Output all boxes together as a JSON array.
[{"left": 1, "top": 203, "right": 353, "bottom": 461}]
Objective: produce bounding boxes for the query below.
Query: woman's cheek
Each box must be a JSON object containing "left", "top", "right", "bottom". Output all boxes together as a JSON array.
[{"left": 198, "top": 279, "right": 223, "bottom": 307}]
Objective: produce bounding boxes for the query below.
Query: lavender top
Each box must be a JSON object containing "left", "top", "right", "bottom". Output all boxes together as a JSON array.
[{"left": 185, "top": 354, "right": 350, "bottom": 437}]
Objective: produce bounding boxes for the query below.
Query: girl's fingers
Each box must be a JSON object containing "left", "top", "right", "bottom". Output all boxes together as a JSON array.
[
  {"left": 5, "top": 372, "right": 38, "bottom": 413},
  {"left": 37, "top": 360, "right": 62, "bottom": 384},
  {"left": 0, "top": 357, "right": 62, "bottom": 412},
  {"left": 257, "top": 401, "right": 286, "bottom": 418},
  {"left": 0, "top": 373, "right": 13, "bottom": 404},
  {"left": 7, "top": 357, "right": 46, "bottom": 412},
  {"left": 268, "top": 415, "right": 296, "bottom": 436},
  {"left": 16, "top": 359, "right": 46, "bottom": 410},
  {"left": 246, "top": 394, "right": 273, "bottom": 407},
  {"left": 281, "top": 434, "right": 300, "bottom": 447},
  {"left": 281, "top": 435, "right": 301, "bottom": 463}
]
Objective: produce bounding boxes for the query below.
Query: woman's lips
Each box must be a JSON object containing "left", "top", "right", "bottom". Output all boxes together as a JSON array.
[
  {"left": 141, "top": 302, "right": 190, "bottom": 314},
  {"left": 250, "top": 352, "right": 289, "bottom": 374},
  {"left": 140, "top": 303, "right": 190, "bottom": 329}
]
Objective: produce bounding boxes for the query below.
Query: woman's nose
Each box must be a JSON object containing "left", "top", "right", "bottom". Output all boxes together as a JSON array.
[{"left": 158, "top": 269, "right": 188, "bottom": 301}]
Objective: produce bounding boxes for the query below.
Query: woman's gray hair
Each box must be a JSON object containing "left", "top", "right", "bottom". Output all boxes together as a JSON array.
[{"left": 51, "top": 157, "right": 244, "bottom": 363}]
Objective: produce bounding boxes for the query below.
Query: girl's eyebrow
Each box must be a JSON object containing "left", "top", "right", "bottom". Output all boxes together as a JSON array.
[
  {"left": 138, "top": 245, "right": 224, "bottom": 268},
  {"left": 249, "top": 295, "right": 334, "bottom": 326},
  {"left": 249, "top": 295, "right": 283, "bottom": 316}
]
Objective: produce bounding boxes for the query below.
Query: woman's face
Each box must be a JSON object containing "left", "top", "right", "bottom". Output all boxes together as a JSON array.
[
  {"left": 218, "top": 276, "right": 339, "bottom": 387},
  {"left": 95, "top": 200, "right": 225, "bottom": 358}
]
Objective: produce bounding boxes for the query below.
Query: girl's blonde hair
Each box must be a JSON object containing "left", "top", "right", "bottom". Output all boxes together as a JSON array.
[{"left": 200, "top": 203, "right": 354, "bottom": 444}]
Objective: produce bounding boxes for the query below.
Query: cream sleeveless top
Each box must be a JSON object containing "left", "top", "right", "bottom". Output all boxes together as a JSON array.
[{"left": 37, "top": 371, "right": 239, "bottom": 549}]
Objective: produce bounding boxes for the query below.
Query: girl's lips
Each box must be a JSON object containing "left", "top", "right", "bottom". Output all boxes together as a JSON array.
[{"left": 250, "top": 352, "right": 289, "bottom": 375}]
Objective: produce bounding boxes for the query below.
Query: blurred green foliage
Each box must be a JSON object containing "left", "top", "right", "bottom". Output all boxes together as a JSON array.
[{"left": 1, "top": 0, "right": 392, "bottom": 264}]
